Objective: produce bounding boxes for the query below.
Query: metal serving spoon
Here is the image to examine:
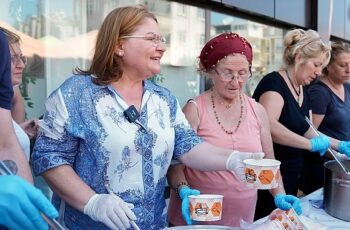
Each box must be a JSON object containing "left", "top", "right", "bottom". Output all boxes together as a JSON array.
[{"left": 305, "top": 117, "right": 350, "bottom": 175}]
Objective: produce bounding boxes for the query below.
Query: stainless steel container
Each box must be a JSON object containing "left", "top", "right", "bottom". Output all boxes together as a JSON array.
[{"left": 324, "top": 160, "right": 350, "bottom": 221}]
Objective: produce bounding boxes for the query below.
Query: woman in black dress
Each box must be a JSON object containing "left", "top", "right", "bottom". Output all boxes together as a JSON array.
[{"left": 252, "top": 28, "right": 335, "bottom": 219}]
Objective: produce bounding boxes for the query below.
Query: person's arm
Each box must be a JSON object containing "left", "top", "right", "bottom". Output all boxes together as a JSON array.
[
  {"left": 311, "top": 114, "right": 325, "bottom": 129},
  {"left": 258, "top": 91, "right": 312, "bottom": 150},
  {"left": 11, "top": 86, "right": 25, "bottom": 123},
  {"left": 42, "top": 165, "right": 95, "bottom": 211},
  {"left": 167, "top": 100, "right": 199, "bottom": 189},
  {"left": 255, "top": 103, "right": 302, "bottom": 214},
  {"left": 182, "top": 100, "right": 200, "bottom": 131},
  {"left": 0, "top": 108, "right": 33, "bottom": 182}
]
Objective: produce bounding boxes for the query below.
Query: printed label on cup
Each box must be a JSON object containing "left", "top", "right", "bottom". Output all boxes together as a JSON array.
[
  {"left": 189, "top": 194, "right": 223, "bottom": 221},
  {"left": 244, "top": 159, "right": 281, "bottom": 190}
]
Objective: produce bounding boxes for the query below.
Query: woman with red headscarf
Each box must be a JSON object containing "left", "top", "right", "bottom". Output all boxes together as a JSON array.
[{"left": 167, "top": 32, "right": 302, "bottom": 227}]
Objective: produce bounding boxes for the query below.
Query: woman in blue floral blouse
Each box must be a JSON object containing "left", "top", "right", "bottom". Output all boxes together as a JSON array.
[{"left": 32, "top": 5, "right": 267, "bottom": 230}]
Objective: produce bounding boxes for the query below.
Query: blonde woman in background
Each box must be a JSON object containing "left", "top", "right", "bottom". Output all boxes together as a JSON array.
[
  {"left": 252, "top": 29, "right": 336, "bottom": 218},
  {"left": 1, "top": 27, "right": 38, "bottom": 160},
  {"left": 0, "top": 28, "right": 58, "bottom": 230},
  {"left": 304, "top": 41, "right": 350, "bottom": 194}
]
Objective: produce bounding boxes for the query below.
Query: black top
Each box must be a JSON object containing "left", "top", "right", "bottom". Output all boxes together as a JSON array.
[
  {"left": 253, "top": 71, "right": 310, "bottom": 172},
  {"left": 309, "top": 80, "right": 350, "bottom": 141},
  {"left": 0, "top": 30, "right": 13, "bottom": 110}
]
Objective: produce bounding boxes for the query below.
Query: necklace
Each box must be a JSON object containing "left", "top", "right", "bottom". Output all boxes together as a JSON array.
[
  {"left": 220, "top": 101, "right": 233, "bottom": 109},
  {"left": 211, "top": 89, "right": 244, "bottom": 135},
  {"left": 285, "top": 69, "right": 302, "bottom": 104}
]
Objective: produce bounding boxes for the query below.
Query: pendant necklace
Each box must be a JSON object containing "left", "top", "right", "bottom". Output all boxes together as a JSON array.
[
  {"left": 220, "top": 101, "right": 233, "bottom": 109},
  {"left": 285, "top": 69, "right": 302, "bottom": 105},
  {"left": 211, "top": 88, "right": 243, "bottom": 135}
]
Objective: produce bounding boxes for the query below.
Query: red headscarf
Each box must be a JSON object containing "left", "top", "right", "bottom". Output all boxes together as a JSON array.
[{"left": 199, "top": 32, "right": 253, "bottom": 71}]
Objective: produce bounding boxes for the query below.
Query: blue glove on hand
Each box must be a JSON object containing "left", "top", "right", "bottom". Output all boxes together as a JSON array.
[
  {"left": 179, "top": 186, "right": 200, "bottom": 225},
  {"left": 310, "top": 135, "right": 330, "bottom": 156},
  {"left": 338, "top": 141, "right": 350, "bottom": 157},
  {"left": 274, "top": 194, "right": 302, "bottom": 215},
  {"left": 0, "top": 175, "right": 58, "bottom": 230}
]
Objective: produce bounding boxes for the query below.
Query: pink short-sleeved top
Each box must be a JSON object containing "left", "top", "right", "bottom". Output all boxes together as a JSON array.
[{"left": 168, "top": 93, "right": 263, "bottom": 227}]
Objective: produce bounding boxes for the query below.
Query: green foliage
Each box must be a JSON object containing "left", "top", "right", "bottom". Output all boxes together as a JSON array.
[
  {"left": 150, "top": 74, "right": 165, "bottom": 83},
  {"left": 19, "top": 70, "right": 36, "bottom": 109}
]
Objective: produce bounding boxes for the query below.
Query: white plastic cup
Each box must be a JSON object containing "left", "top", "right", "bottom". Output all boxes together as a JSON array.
[
  {"left": 188, "top": 194, "right": 224, "bottom": 221},
  {"left": 244, "top": 158, "right": 281, "bottom": 189}
]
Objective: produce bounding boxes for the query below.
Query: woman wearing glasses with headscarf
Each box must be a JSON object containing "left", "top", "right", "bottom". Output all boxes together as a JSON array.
[
  {"left": 252, "top": 29, "right": 350, "bottom": 219},
  {"left": 167, "top": 33, "right": 301, "bottom": 227},
  {"left": 31, "top": 6, "right": 268, "bottom": 230}
]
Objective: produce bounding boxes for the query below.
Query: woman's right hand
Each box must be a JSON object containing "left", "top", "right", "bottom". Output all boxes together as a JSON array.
[
  {"left": 83, "top": 193, "right": 137, "bottom": 230},
  {"left": 20, "top": 119, "right": 39, "bottom": 139},
  {"left": 226, "top": 151, "right": 265, "bottom": 181},
  {"left": 310, "top": 135, "right": 330, "bottom": 156}
]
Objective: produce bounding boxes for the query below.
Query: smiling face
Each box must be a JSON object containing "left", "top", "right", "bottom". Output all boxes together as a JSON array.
[
  {"left": 119, "top": 17, "right": 166, "bottom": 80},
  {"left": 9, "top": 42, "right": 26, "bottom": 86},
  {"left": 209, "top": 54, "right": 250, "bottom": 99},
  {"left": 327, "top": 52, "right": 350, "bottom": 83},
  {"left": 295, "top": 52, "right": 328, "bottom": 86}
]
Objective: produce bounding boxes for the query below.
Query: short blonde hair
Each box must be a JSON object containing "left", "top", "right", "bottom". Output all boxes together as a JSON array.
[
  {"left": 75, "top": 5, "right": 157, "bottom": 85},
  {"left": 283, "top": 29, "right": 331, "bottom": 67}
]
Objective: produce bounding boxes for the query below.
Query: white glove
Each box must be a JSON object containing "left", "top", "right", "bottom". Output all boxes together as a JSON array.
[
  {"left": 226, "top": 151, "right": 264, "bottom": 181},
  {"left": 83, "top": 194, "right": 137, "bottom": 230}
]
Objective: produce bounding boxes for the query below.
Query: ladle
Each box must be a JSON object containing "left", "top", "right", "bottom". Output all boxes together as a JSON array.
[
  {"left": 305, "top": 117, "right": 350, "bottom": 175},
  {"left": 0, "top": 160, "right": 66, "bottom": 230}
]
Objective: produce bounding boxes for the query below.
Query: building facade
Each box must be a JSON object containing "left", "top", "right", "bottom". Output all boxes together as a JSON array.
[{"left": 0, "top": 0, "right": 349, "bottom": 118}]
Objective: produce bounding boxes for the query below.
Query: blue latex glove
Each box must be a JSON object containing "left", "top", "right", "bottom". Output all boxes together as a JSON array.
[
  {"left": 338, "top": 141, "right": 350, "bottom": 157},
  {"left": 0, "top": 175, "right": 58, "bottom": 230},
  {"left": 274, "top": 194, "right": 302, "bottom": 215},
  {"left": 310, "top": 135, "right": 330, "bottom": 156},
  {"left": 179, "top": 186, "right": 200, "bottom": 225}
]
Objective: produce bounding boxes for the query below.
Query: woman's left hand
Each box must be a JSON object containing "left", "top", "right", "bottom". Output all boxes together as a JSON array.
[
  {"left": 179, "top": 186, "right": 200, "bottom": 225},
  {"left": 274, "top": 194, "right": 302, "bottom": 215},
  {"left": 338, "top": 141, "right": 350, "bottom": 157},
  {"left": 20, "top": 119, "right": 38, "bottom": 139},
  {"left": 310, "top": 135, "right": 330, "bottom": 156}
]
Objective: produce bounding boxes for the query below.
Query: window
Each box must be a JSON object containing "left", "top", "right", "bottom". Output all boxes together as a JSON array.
[
  {"left": 177, "top": 5, "right": 187, "bottom": 17},
  {"left": 210, "top": 12, "right": 284, "bottom": 96},
  {"left": 0, "top": 0, "right": 205, "bottom": 117}
]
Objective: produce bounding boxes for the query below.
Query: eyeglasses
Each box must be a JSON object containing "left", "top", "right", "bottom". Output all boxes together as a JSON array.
[
  {"left": 214, "top": 68, "right": 251, "bottom": 82},
  {"left": 120, "top": 33, "right": 166, "bottom": 47},
  {"left": 11, "top": 55, "right": 27, "bottom": 65}
]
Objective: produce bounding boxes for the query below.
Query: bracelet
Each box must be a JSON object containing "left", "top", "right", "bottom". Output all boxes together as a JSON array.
[{"left": 175, "top": 182, "right": 189, "bottom": 199}]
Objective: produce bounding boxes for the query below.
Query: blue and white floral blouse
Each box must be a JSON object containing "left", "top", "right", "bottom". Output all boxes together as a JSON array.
[{"left": 32, "top": 75, "right": 202, "bottom": 230}]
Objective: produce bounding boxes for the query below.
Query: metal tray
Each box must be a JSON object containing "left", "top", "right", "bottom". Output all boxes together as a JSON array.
[{"left": 165, "top": 225, "right": 240, "bottom": 230}]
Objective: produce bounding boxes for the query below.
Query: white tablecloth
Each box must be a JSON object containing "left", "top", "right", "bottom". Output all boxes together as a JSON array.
[{"left": 300, "top": 188, "right": 350, "bottom": 230}]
